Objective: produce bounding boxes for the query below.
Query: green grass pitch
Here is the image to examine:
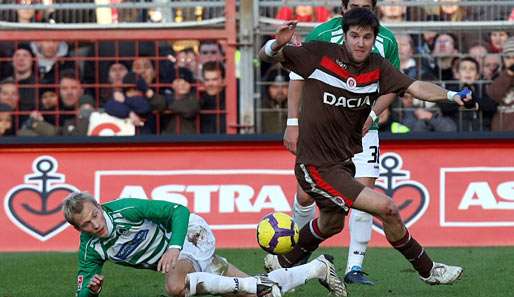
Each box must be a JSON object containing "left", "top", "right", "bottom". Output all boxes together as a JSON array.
[{"left": 1, "top": 247, "right": 512, "bottom": 297}]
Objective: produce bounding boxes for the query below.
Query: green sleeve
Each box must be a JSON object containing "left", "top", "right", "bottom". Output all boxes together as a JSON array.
[
  {"left": 116, "top": 198, "right": 190, "bottom": 249},
  {"left": 76, "top": 234, "right": 104, "bottom": 297},
  {"left": 386, "top": 35, "right": 400, "bottom": 70},
  {"left": 304, "top": 17, "right": 340, "bottom": 42}
]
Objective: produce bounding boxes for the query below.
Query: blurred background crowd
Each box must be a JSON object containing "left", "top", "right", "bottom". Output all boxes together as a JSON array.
[{"left": 0, "top": 0, "right": 512, "bottom": 136}]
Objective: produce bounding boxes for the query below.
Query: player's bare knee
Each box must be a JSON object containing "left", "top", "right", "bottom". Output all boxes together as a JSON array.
[
  {"left": 165, "top": 281, "right": 185, "bottom": 297},
  {"left": 382, "top": 200, "right": 401, "bottom": 221},
  {"left": 377, "top": 200, "right": 401, "bottom": 223}
]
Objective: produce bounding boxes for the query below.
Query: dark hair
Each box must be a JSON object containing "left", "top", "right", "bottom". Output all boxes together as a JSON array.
[
  {"left": 458, "top": 56, "right": 480, "bottom": 72},
  {"left": 341, "top": 0, "right": 377, "bottom": 9},
  {"left": 202, "top": 61, "right": 225, "bottom": 79},
  {"left": 60, "top": 69, "right": 81, "bottom": 82},
  {"left": 342, "top": 8, "right": 380, "bottom": 38},
  {"left": 199, "top": 40, "right": 224, "bottom": 55},
  {"left": 434, "top": 33, "right": 459, "bottom": 50}
]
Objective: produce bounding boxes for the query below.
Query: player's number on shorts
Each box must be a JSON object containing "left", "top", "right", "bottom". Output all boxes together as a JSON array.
[{"left": 367, "top": 145, "right": 379, "bottom": 164}]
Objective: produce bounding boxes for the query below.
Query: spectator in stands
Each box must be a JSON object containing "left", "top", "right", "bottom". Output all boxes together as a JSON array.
[
  {"left": 37, "top": 88, "right": 59, "bottom": 126},
  {"left": 17, "top": 70, "right": 84, "bottom": 137},
  {"left": 16, "top": 0, "right": 42, "bottom": 23},
  {"left": 162, "top": 67, "right": 200, "bottom": 134},
  {"left": 0, "top": 79, "right": 22, "bottom": 128},
  {"left": 199, "top": 61, "right": 226, "bottom": 134},
  {"left": 59, "top": 70, "right": 83, "bottom": 114},
  {"left": 413, "top": 28, "right": 438, "bottom": 66},
  {"left": 439, "top": 0, "right": 467, "bottom": 21},
  {"left": 260, "top": 66, "right": 289, "bottom": 134},
  {"left": 488, "top": 37, "right": 514, "bottom": 131},
  {"left": 132, "top": 56, "right": 156, "bottom": 86},
  {"left": 468, "top": 43, "right": 488, "bottom": 72},
  {"left": 397, "top": 92, "right": 456, "bottom": 132},
  {"left": 378, "top": 0, "right": 406, "bottom": 22},
  {"left": 0, "top": 103, "right": 13, "bottom": 136},
  {"left": 176, "top": 47, "right": 198, "bottom": 80},
  {"left": 482, "top": 54, "right": 501, "bottom": 80},
  {"left": 9, "top": 43, "right": 37, "bottom": 111},
  {"left": 17, "top": 70, "right": 84, "bottom": 134},
  {"left": 440, "top": 57, "right": 497, "bottom": 131},
  {"left": 486, "top": 30, "right": 510, "bottom": 54},
  {"left": 31, "top": 40, "right": 75, "bottom": 85},
  {"left": 104, "top": 72, "right": 156, "bottom": 131},
  {"left": 100, "top": 61, "right": 129, "bottom": 105},
  {"left": 431, "top": 33, "right": 458, "bottom": 81},
  {"left": 199, "top": 40, "right": 224, "bottom": 65},
  {"left": 275, "top": 5, "right": 331, "bottom": 22},
  {"left": 18, "top": 94, "right": 94, "bottom": 136},
  {"left": 398, "top": 34, "right": 435, "bottom": 81},
  {"left": 0, "top": 79, "right": 20, "bottom": 111}
]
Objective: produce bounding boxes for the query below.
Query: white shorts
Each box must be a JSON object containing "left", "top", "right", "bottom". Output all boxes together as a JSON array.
[
  {"left": 352, "top": 130, "right": 380, "bottom": 178},
  {"left": 179, "top": 213, "right": 227, "bottom": 274}
]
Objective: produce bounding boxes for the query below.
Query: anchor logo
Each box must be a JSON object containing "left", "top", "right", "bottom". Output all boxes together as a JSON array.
[
  {"left": 372, "top": 152, "right": 430, "bottom": 234},
  {"left": 4, "top": 155, "right": 79, "bottom": 241}
]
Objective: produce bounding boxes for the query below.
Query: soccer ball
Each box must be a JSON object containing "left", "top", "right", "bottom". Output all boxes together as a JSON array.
[{"left": 257, "top": 212, "right": 299, "bottom": 255}]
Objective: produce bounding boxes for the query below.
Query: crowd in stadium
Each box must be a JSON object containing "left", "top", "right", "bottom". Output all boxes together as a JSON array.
[{"left": 0, "top": 0, "right": 512, "bottom": 136}]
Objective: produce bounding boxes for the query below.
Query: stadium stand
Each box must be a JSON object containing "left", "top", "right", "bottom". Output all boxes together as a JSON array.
[{"left": 0, "top": 0, "right": 512, "bottom": 135}]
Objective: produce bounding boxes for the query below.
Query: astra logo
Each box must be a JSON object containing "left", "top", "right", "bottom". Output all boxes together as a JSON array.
[{"left": 323, "top": 92, "right": 371, "bottom": 108}]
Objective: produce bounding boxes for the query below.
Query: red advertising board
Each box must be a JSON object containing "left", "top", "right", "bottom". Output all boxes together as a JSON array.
[{"left": 1, "top": 140, "right": 513, "bottom": 252}]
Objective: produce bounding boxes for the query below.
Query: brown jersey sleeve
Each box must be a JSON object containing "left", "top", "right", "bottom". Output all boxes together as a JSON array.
[
  {"left": 378, "top": 56, "right": 415, "bottom": 96},
  {"left": 282, "top": 41, "right": 324, "bottom": 79}
]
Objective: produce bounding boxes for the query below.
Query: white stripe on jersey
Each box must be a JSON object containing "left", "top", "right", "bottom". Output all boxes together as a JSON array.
[{"left": 308, "top": 69, "right": 378, "bottom": 94}]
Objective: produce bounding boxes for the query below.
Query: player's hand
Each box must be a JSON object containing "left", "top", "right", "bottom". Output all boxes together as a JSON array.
[
  {"left": 452, "top": 87, "right": 478, "bottom": 110},
  {"left": 129, "top": 111, "right": 144, "bottom": 126},
  {"left": 113, "top": 91, "right": 125, "bottom": 103},
  {"left": 362, "top": 116, "right": 373, "bottom": 136},
  {"left": 283, "top": 125, "right": 299, "bottom": 155},
  {"left": 87, "top": 274, "right": 104, "bottom": 294},
  {"left": 157, "top": 247, "right": 180, "bottom": 274},
  {"left": 275, "top": 21, "right": 297, "bottom": 49}
]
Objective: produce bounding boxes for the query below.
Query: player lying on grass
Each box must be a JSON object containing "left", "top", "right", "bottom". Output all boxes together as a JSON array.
[{"left": 63, "top": 192, "right": 346, "bottom": 297}]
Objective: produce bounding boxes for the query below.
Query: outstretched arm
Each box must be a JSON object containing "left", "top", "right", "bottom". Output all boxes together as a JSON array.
[
  {"left": 258, "top": 21, "right": 297, "bottom": 64},
  {"left": 406, "top": 81, "right": 475, "bottom": 108}
]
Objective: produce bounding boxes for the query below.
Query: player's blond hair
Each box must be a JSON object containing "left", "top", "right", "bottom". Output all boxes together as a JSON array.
[{"left": 62, "top": 192, "right": 99, "bottom": 227}]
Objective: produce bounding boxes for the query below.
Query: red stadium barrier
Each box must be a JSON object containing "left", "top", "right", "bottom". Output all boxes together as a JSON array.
[{"left": 1, "top": 138, "right": 514, "bottom": 251}]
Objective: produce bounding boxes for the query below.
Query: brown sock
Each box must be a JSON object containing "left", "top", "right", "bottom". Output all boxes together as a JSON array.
[
  {"left": 278, "top": 218, "right": 326, "bottom": 267},
  {"left": 389, "top": 230, "right": 433, "bottom": 278}
]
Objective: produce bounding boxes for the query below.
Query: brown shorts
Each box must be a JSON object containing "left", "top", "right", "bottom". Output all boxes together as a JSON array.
[{"left": 295, "top": 161, "right": 365, "bottom": 214}]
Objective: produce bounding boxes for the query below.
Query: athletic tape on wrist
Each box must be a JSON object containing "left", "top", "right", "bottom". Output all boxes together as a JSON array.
[
  {"left": 287, "top": 118, "right": 299, "bottom": 126},
  {"left": 369, "top": 110, "right": 378, "bottom": 121},
  {"left": 264, "top": 39, "right": 278, "bottom": 56},
  {"left": 447, "top": 91, "right": 457, "bottom": 101}
]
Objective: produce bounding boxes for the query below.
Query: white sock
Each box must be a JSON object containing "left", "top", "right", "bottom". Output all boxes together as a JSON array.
[
  {"left": 267, "top": 259, "right": 324, "bottom": 293},
  {"left": 292, "top": 195, "right": 316, "bottom": 228},
  {"left": 187, "top": 272, "right": 256, "bottom": 295},
  {"left": 346, "top": 209, "right": 373, "bottom": 273}
]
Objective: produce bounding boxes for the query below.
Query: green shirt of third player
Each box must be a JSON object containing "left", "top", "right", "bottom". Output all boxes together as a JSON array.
[{"left": 305, "top": 16, "right": 400, "bottom": 130}]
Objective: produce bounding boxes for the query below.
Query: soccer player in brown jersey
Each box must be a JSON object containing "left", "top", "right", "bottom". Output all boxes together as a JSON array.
[{"left": 259, "top": 8, "right": 475, "bottom": 285}]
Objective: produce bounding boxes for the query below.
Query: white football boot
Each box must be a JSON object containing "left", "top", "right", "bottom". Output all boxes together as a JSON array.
[
  {"left": 316, "top": 254, "right": 348, "bottom": 297},
  {"left": 256, "top": 275, "right": 282, "bottom": 297},
  {"left": 420, "top": 262, "right": 463, "bottom": 285},
  {"left": 264, "top": 254, "right": 283, "bottom": 272}
]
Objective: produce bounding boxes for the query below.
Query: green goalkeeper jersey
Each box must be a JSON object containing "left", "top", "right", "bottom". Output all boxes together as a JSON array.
[
  {"left": 305, "top": 16, "right": 400, "bottom": 130},
  {"left": 75, "top": 198, "right": 190, "bottom": 297}
]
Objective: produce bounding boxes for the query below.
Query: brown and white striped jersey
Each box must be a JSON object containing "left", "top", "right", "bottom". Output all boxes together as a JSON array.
[{"left": 282, "top": 41, "right": 414, "bottom": 166}]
